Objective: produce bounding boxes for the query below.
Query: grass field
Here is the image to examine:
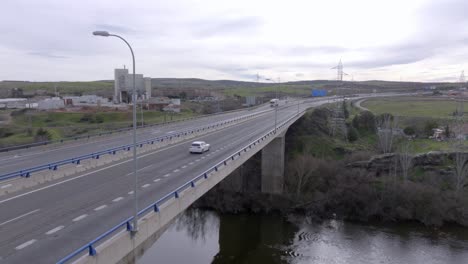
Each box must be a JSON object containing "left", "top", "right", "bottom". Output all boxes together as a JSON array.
[
  {"left": 0, "top": 109, "right": 198, "bottom": 147},
  {"left": 361, "top": 97, "right": 468, "bottom": 119}
]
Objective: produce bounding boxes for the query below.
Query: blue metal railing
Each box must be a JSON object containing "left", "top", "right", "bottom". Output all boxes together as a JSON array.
[
  {"left": 56, "top": 109, "right": 305, "bottom": 264},
  {"left": 0, "top": 103, "right": 267, "bottom": 153},
  {"left": 0, "top": 110, "right": 272, "bottom": 182}
]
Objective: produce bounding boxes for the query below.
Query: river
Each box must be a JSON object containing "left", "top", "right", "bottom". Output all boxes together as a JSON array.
[{"left": 138, "top": 209, "right": 468, "bottom": 264}]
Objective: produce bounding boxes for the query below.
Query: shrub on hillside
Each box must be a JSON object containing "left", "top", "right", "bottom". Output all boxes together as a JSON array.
[
  {"left": 347, "top": 126, "right": 359, "bottom": 142},
  {"left": 352, "top": 111, "right": 376, "bottom": 133},
  {"left": 424, "top": 120, "right": 439, "bottom": 137},
  {"left": 403, "top": 126, "right": 416, "bottom": 136},
  {"left": 35, "top": 128, "right": 51, "bottom": 142}
]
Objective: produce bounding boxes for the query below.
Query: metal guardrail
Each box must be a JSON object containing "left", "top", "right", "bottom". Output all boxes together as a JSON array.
[
  {"left": 56, "top": 107, "right": 305, "bottom": 264},
  {"left": 0, "top": 109, "right": 271, "bottom": 182},
  {"left": 0, "top": 103, "right": 266, "bottom": 153}
]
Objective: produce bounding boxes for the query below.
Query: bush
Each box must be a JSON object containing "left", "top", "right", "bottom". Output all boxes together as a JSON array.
[
  {"left": 424, "top": 120, "right": 439, "bottom": 137},
  {"left": 403, "top": 126, "right": 416, "bottom": 136},
  {"left": 0, "top": 128, "right": 14, "bottom": 138},
  {"left": 95, "top": 115, "right": 104, "bottom": 123},
  {"left": 79, "top": 113, "right": 93, "bottom": 123},
  {"left": 352, "top": 111, "right": 376, "bottom": 133},
  {"left": 347, "top": 126, "right": 359, "bottom": 142},
  {"left": 34, "top": 128, "right": 51, "bottom": 142}
]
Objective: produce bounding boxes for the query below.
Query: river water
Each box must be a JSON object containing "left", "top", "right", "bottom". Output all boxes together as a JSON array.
[{"left": 138, "top": 209, "right": 468, "bottom": 264}]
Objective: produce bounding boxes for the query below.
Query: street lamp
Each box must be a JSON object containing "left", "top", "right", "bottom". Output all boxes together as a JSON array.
[
  {"left": 265, "top": 77, "right": 280, "bottom": 133},
  {"left": 93, "top": 30, "right": 139, "bottom": 232}
]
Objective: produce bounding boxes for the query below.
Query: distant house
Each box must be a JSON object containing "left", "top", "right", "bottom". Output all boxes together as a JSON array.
[{"left": 431, "top": 128, "right": 445, "bottom": 140}]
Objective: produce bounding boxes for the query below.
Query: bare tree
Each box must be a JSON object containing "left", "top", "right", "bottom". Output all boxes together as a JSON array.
[
  {"left": 376, "top": 114, "right": 399, "bottom": 153},
  {"left": 398, "top": 142, "right": 413, "bottom": 182},
  {"left": 452, "top": 98, "right": 467, "bottom": 194},
  {"left": 454, "top": 151, "right": 468, "bottom": 194},
  {"left": 288, "top": 154, "right": 320, "bottom": 198}
]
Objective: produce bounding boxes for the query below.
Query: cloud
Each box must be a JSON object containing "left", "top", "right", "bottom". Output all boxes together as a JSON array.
[
  {"left": 28, "top": 52, "right": 68, "bottom": 59},
  {"left": 193, "top": 16, "right": 263, "bottom": 37},
  {"left": 93, "top": 24, "right": 138, "bottom": 35}
]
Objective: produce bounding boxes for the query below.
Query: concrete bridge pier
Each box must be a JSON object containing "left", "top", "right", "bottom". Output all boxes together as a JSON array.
[{"left": 261, "top": 130, "right": 286, "bottom": 194}]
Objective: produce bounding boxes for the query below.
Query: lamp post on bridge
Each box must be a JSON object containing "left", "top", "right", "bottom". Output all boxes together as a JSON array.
[
  {"left": 265, "top": 77, "right": 280, "bottom": 133},
  {"left": 92, "top": 31, "right": 139, "bottom": 232}
]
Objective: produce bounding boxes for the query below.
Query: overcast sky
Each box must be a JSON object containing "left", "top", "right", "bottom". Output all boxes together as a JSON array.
[{"left": 1, "top": 0, "right": 467, "bottom": 82}]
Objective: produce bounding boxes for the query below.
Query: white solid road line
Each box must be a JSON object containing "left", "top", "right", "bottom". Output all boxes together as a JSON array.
[
  {"left": 154, "top": 179, "right": 161, "bottom": 182},
  {"left": 45, "top": 225, "right": 65, "bottom": 235},
  {"left": 142, "top": 184, "right": 150, "bottom": 188},
  {"left": 112, "top": 197, "right": 124, "bottom": 202},
  {"left": 15, "top": 239, "right": 37, "bottom": 250},
  {"left": 72, "top": 214, "right": 87, "bottom": 222},
  {"left": 0, "top": 209, "right": 40, "bottom": 227},
  {"left": 0, "top": 184, "right": 12, "bottom": 189},
  {"left": 94, "top": 205, "right": 107, "bottom": 211},
  {"left": 137, "top": 164, "right": 154, "bottom": 172}
]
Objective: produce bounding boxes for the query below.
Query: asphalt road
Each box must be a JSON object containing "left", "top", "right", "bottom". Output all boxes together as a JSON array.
[
  {"left": 0, "top": 102, "right": 302, "bottom": 263},
  {"left": 0, "top": 105, "right": 272, "bottom": 177}
]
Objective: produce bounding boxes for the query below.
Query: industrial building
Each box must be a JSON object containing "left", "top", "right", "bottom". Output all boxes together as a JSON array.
[{"left": 114, "top": 68, "right": 152, "bottom": 104}]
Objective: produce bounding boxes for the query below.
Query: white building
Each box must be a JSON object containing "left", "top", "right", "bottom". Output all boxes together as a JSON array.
[
  {"left": 114, "top": 68, "right": 152, "bottom": 104},
  {"left": 37, "top": 97, "right": 65, "bottom": 110}
]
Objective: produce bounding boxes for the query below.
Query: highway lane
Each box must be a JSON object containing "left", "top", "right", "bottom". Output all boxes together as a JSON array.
[
  {"left": 0, "top": 105, "right": 271, "bottom": 177},
  {"left": 0, "top": 105, "right": 299, "bottom": 263}
]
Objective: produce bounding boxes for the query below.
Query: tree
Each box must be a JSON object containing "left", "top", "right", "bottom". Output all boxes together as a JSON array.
[
  {"left": 424, "top": 120, "right": 438, "bottom": 137},
  {"left": 347, "top": 126, "right": 359, "bottom": 142},
  {"left": 403, "top": 126, "right": 415, "bottom": 136},
  {"left": 398, "top": 142, "right": 413, "bottom": 182},
  {"left": 454, "top": 151, "right": 468, "bottom": 194},
  {"left": 288, "top": 154, "right": 320, "bottom": 198},
  {"left": 376, "top": 114, "right": 399, "bottom": 153},
  {"left": 445, "top": 124, "right": 451, "bottom": 138},
  {"left": 352, "top": 111, "right": 376, "bottom": 132},
  {"left": 343, "top": 100, "right": 349, "bottom": 119}
]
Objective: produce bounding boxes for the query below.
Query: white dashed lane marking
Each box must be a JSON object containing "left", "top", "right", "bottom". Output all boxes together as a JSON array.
[
  {"left": 112, "top": 197, "right": 124, "bottom": 202},
  {"left": 189, "top": 162, "right": 194, "bottom": 165},
  {"left": 181, "top": 165, "right": 187, "bottom": 169},
  {"left": 73, "top": 214, "right": 87, "bottom": 222},
  {"left": 173, "top": 169, "right": 180, "bottom": 173},
  {"left": 128, "top": 191, "right": 134, "bottom": 195},
  {"left": 46, "top": 225, "right": 64, "bottom": 235},
  {"left": 15, "top": 239, "right": 37, "bottom": 250},
  {"left": 94, "top": 205, "right": 107, "bottom": 211},
  {"left": 154, "top": 179, "right": 161, "bottom": 182},
  {"left": 142, "top": 184, "right": 150, "bottom": 188},
  {"left": 163, "top": 174, "right": 170, "bottom": 178}
]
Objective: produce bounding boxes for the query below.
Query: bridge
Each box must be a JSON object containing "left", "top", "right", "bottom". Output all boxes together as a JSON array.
[{"left": 0, "top": 94, "right": 395, "bottom": 263}]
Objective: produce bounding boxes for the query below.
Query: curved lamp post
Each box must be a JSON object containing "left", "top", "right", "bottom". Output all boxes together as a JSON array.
[{"left": 93, "top": 31, "right": 139, "bottom": 232}]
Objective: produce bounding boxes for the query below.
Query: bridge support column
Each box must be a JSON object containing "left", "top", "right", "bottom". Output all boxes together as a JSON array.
[{"left": 261, "top": 130, "right": 286, "bottom": 194}]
